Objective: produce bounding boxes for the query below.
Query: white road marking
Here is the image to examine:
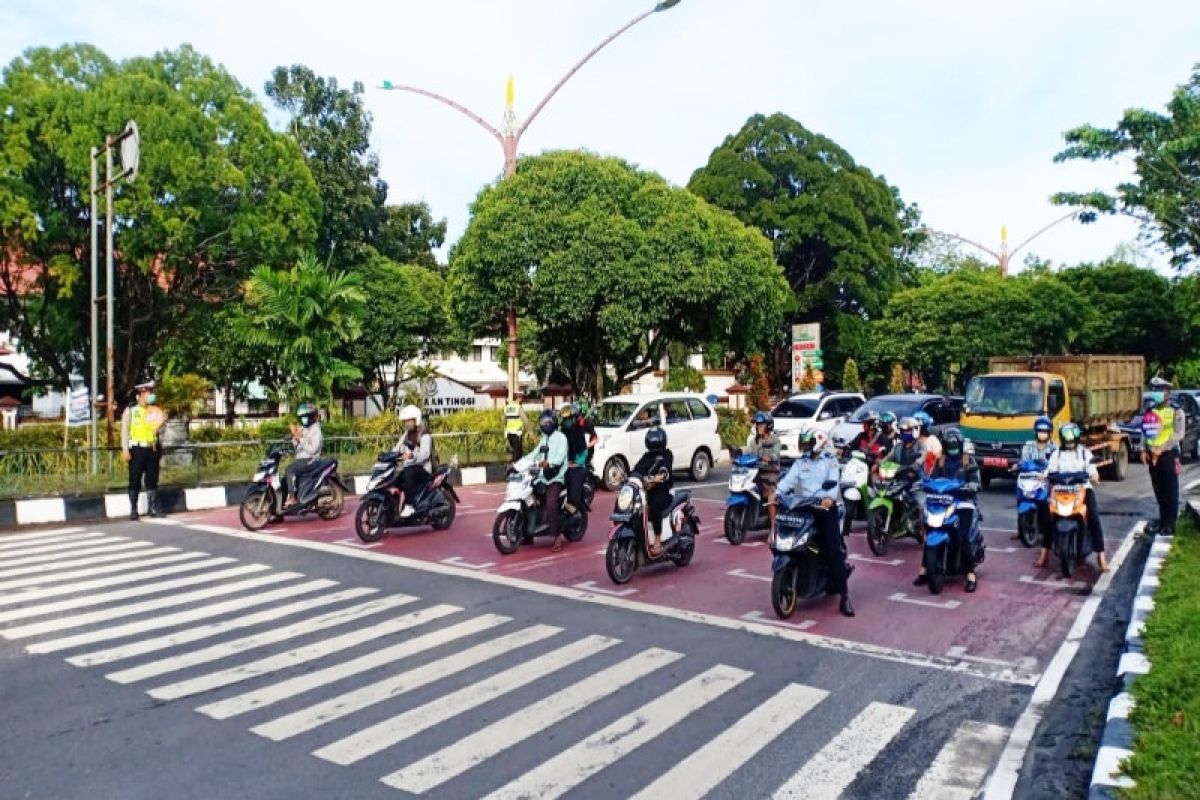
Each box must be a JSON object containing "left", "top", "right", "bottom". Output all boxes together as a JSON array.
[
  {"left": 945, "top": 646, "right": 1037, "bottom": 674},
  {"left": 740, "top": 610, "right": 818, "bottom": 630},
  {"left": 848, "top": 553, "right": 905, "bottom": 566},
  {"left": 0, "top": 556, "right": 232, "bottom": 607},
  {"left": 908, "top": 720, "right": 1009, "bottom": 799},
  {"left": 0, "top": 541, "right": 158, "bottom": 577},
  {"left": 572, "top": 579, "right": 638, "bottom": 597},
  {"left": 727, "top": 568, "right": 771, "bottom": 583},
  {"left": 0, "top": 551, "right": 197, "bottom": 593},
  {"left": 713, "top": 538, "right": 763, "bottom": 547},
  {"left": 0, "top": 532, "right": 111, "bottom": 559},
  {"left": 773, "top": 701, "right": 915, "bottom": 799},
  {"left": 1018, "top": 575, "right": 1089, "bottom": 591},
  {"left": 888, "top": 592, "right": 962, "bottom": 610},
  {"left": 0, "top": 546, "right": 177, "bottom": 583},
  {"left": 0, "top": 527, "right": 85, "bottom": 546},
  {"left": 334, "top": 537, "right": 381, "bottom": 549},
  {"left": 440, "top": 555, "right": 495, "bottom": 570}
]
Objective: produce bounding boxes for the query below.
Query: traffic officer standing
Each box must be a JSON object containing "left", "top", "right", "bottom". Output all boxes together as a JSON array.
[
  {"left": 504, "top": 396, "right": 528, "bottom": 464},
  {"left": 1143, "top": 377, "right": 1183, "bottom": 535},
  {"left": 121, "top": 381, "right": 166, "bottom": 520}
]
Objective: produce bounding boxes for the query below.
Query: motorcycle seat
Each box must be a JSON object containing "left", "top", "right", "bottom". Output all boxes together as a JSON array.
[
  {"left": 294, "top": 458, "right": 337, "bottom": 476},
  {"left": 670, "top": 489, "right": 691, "bottom": 506}
]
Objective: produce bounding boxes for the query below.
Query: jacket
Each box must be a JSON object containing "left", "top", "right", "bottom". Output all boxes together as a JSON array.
[
  {"left": 777, "top": 453, "right": 839, "bottom": 507},
  {"left": 520, "top": 431, "right": 568, "bottom": 485},
  {"left": 1047, "top": 445, "right": 1099, "bottom": 484},
  {"left": 393, "top": 429, "right": 433, "bottom": 474},
  {"left": 293, "top": 423, "right": 323, "bottom": 460},
  {"left": 1020, "top": 440, "right": 1058, "bottom": 463}
]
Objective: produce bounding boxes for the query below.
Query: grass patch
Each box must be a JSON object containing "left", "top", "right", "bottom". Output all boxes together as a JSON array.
[{"left": 1121, "top": 513, "right": 1200, "bottom": 799}]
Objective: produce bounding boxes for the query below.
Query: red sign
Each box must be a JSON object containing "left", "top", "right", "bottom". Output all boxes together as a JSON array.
[{"left": 792, "top": 342, "right": 817, "bottom": 352}]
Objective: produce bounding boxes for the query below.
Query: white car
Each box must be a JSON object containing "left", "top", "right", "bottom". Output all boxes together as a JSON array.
[
  {"left": 747, "top": 392, "right": 865, "bottom": 454},
  {"left": 590, "top": 393, "right": 724, "bottom": 491}
]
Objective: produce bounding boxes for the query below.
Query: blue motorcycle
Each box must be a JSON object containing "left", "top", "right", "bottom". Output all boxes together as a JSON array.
[
  {"left": 920, "top": 477, "right": 984, "bottom": 595},
  {"left": 724, "top": 453, "right": 770, "bottom": 545},
  {"left": 1014, "top": 458, "right": 1049, "bottom": 548},
  {"left": 769, "top": 480, "right": 840, "bottom": 619}
]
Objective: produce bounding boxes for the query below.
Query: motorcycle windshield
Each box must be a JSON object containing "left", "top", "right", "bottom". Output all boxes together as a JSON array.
[
  {"left": 1016, "top": 458, "right": 1048, "bottom": 473},
  {"left": 734, "top": 454, "right": 760, "bottom": 468},
  {"left": 1049, "top": 471, "right": 1090, "bottom": 487},
  {"left": 923, "top": 477, "right": 964, "bottom": 495}
]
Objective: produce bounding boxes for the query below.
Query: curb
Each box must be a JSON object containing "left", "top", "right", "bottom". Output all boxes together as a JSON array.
[{"left": 0, "top": 463, "right": 510, "bottom": 529}]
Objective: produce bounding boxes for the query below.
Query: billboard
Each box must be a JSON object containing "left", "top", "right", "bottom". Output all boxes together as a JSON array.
[
  {"left": 68, "top": 386, "right": 91, "bottom": 426},
  {"left": 790, "top": 323, "right": 823, "bottom": 392}
]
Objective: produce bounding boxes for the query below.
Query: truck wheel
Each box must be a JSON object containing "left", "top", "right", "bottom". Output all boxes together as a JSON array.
[
  {"left": 980, "top": 473, "right": 993, "bottom": 491},
  {"left": 1103, "top": 442, "right": 1129, "bottom": 482}
]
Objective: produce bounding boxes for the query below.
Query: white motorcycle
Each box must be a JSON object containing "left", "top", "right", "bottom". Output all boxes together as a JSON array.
[
  {"left": 839, "top": 451, "right": 872, "bottom": 536},
  {"left": 491, "top": 454, "right": 591, "bottom": 555}
]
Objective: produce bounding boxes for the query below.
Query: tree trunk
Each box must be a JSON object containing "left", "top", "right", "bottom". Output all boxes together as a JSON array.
[{"left": 224, "top": 385, "right": 236, "bottom": 426}]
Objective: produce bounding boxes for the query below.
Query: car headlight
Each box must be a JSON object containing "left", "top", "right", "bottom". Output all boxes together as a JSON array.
[{"left": 616, "top": 485, "right": 635, "bottom": 511}]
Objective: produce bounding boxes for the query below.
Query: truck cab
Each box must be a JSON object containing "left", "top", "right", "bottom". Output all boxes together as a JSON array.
[{"left": 961, "top": 372, "right": 1068, "bottom": 475}]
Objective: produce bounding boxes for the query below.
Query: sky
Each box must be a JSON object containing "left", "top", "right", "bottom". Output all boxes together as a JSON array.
[{"left": 2, "top": 0, "right": 1198, "bottom": 273}]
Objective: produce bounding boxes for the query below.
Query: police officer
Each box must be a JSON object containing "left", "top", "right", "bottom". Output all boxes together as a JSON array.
[
  {"left": 504, "top": 396, "right": 528, "bottom": 464},
  {"left": 120, "top": 381, "right": 166, "bottom": 520},
  {"left": 1143, "top": 377, "right": 1183, "bottom": 536}
]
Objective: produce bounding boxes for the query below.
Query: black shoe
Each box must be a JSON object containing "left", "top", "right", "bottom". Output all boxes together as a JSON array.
[
  {"left": 839, "top": 595, "right": 855, "bottom": 617},
  {"left": 913, "top": 573, "right": 929, "bottom": 587},
  {"left": 845, "top": 563, "right": 856, "bottom": 578},
  {"left": 128, "top": 493, "right": 139, "bottom": 521},
  {"left": 965, "top": 576, "right": 978, "bottom": 593}
]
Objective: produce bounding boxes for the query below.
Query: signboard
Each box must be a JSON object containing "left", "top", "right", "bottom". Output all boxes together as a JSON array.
[
  {"left": 790, "top": 323, "right": 823, "bottom": 392},
  {"left": 407, "top": 375, "right": 489, "bottom": 417},
  {"left": 67, "top": 386, "right": 91, "bottom": 426}
]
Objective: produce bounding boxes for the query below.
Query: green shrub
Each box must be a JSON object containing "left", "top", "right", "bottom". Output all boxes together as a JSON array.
[
  {"left": 717, "top": 407, "right": 750, "bottom": 450},
  {"left": 664, "top": 365, "right": 706, "bottom": 393}
]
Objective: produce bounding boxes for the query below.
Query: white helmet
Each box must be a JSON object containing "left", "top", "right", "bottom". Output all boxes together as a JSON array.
[
  {"left": 399, "top": 404, "right": 422, "bottom": 427},
  {"left": 812, "top": 430, "right": 828, "bottom": 453}
]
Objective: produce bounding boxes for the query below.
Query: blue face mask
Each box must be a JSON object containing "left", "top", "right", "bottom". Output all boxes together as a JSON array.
[
  {"left": 145, "top": 393, "right": 156, "bottom": 404},
  {"left": 1150, "top": 391, "right": 1165, "bottom": 406},
  {"left": 900, "top": 430, "right": 915, "bottom": 443}
]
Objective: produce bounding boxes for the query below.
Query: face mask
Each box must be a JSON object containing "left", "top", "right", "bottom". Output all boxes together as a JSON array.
[
  {"left": 145, "top": 394, "right": 156, "bottom": 404},
  {"left": 900, "top": 430, "right": 915, "bottom": 443},
  {"left": 1150, "top": 391, "right": 1165, "bottom": 406}
]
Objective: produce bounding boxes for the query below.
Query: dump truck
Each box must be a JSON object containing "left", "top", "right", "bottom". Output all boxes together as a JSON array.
[{"left": 959, "top": 354, "right": 1144, "bottom": 486}]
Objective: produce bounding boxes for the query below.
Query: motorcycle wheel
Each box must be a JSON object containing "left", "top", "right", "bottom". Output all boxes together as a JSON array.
[
  {"left": 431, "top": 488, "right": 457, "bottom": 531},
  {"left": 671, "top": 532, "right": 695, "bottom": 566},
  {"left": 1058, "top": 527, "right": 1076, "bottom": 579},
  {"left": 1017, "top": 508, "right": 1039, "bottom": 548},
  {"left": 867, "top": 507, "right": 890, "bottom": 556},
  {"left": 724, "top": 506, "right": 747, "bottom": 545},
  {"left": 605, "top": 538, "right": 637, "bottom": 585},
  {"left": 563, "top": 507, "right": 588, "bottom": 542},
  {"left": 239, "top": 487, "right": 274, "bottom": 531},
  {"left": 492, "top": 510, "right": 523, "bottom": 555},
  {"left": 771, "top": 566, "right": 798, "bottom": 619},
  {"left": 354, "top": 496, "right": 388, "bottom": 543},
  {"left": 923, "top": 545, "right": 946, "bottom": 595},
  {"left": 317, "top": 483, "right": 345, "bottom": 520}
]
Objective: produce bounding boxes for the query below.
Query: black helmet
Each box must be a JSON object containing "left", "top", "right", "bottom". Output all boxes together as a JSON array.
[
  {"left": 296, "top": 402, "right": 317, "bottom": 428},
  {"left": 940, "top": 428, "right": 963, "bottom": 458},
  {"left": 752, "top": 411, "right": 774, "bottom": 433},
  {"left": 645, "top": 427, "right": 667, "bottom": 452},
  {"left": 538, "top": 409, "right": 557, "bottom": 435}
]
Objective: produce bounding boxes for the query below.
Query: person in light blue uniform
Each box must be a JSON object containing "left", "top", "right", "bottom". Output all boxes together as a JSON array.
[{"left": 517, "top": 410, "right": 569, "bottom": 551}]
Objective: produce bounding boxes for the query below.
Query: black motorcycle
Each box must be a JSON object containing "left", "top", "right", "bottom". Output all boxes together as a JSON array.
[
  {"left": 239, "top": 446, "right": 350, "bottom": 531},
  {"left": 354, "top": 451, "right": 460, "bottom": 542},
  {"left": 769, "top": 481, "right": 840, "bottom": 619},
  {"left": 604, "top": 473, "right": 700, "bottom": 585},
  {"left": 492, "top": 458, "right": 594, "bottom": 555}
]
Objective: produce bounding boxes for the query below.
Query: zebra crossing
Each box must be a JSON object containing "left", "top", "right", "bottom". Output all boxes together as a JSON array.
[{"left": 0, "top": 527, "right": 1011, "bottom": 799}]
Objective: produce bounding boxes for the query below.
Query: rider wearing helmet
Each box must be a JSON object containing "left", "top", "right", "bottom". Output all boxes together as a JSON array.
[
  {"left": 914, "top": 410, "right": 941, "bottom": 477},
  {"left": 1035, "top": 422, "right": 1109, "bottom": 572},
  {"left": 846, "top": 411, "right": 880, "bottom": 455},
  {"left": 777, "top": 428, "right": 854, "bottom": 617},
  {"left": 915, "top": 429, "right": 984, "bottom": 592},
  {"left": 393, "top": 404, "right": 434, "bottom": 518},
  {"left": 284, "top": 402, "right": 324, "bottom": 508},
  {"left": 871, "top": 411, "right": 898, "bottom": 463},
  {"left": 1021, "top": 416, "right": 1058, "bottom": 462},
  {"left": 560, "top": 403, "right": 595, "bottom": 515},
  {"left": 631, "top": 427, "right": 674, "bottom": 556},
  {"left": 750, "top": 411, "right": 782, "bottom": 535},
  {"left": 519, "top": 409, "right": 570, "bottom": 551}
]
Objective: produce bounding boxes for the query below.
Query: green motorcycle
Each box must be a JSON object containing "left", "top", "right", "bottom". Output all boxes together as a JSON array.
[{"left": 866, "top": 460, "right": 924, "bottom": 556}]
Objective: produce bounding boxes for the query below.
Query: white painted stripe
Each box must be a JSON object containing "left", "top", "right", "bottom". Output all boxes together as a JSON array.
[
  {"left": 315, "top": 634, "right": 620, "bottom": 766},
  {"left": 0, "top": 544, "right": 164, "bottom": 580},
  {"left": 0, "top": 540, "right": 150, "bottom": 571},
  {"left": 0, "top": 527, "right": 85, "bottom": 547},
  {"left": 1118, "top": 652, "right": 1150, "bottom": 676},
  {"left": 0, "top": 550, "right": 194, "bottom": 592},
  {"left": 631, "top": 683, "right": 829, "bottom": 800},
  {"left": 460, "top": 466, "right": 487, "bottom": 486},
  {"left": 0, "top": 561, "right": 262, "bottom": 623},
  {"left": 106, "top": 593, "right": 417, "bottom": 683},
  {"left": 0, "top": 532, "right": 111, "bottom": 559},
  {"left": 906, "top": 720, "right": 1010, "bottom": 800},
  {"left": 1091, "top": 745, "right": 1135, "bottom": 788},
  {"left": 1, "top": 567, "right": 286, "bottom": 640},
  {"left": 0, "top": 557, "right": 231, "bottom": 608},
  {"left": 249, "top": 622, "right": 558, "bottom": 738},
  {"left": 773, "top": 702, "right": 915, "bottom": 799},
  {"left": 203, "top": 614, "right": 515, "bottom": 722},
  {"left": 15, "top": 497, "right": 66, "bottom": 525},
  {"left": 382, "top": 647, "right": 685, "bottom": 794},
  {"left": 352, "top": 475, "right": 372, "bottom": 496},
  {"left": 31, "top": 579, "right": 337, "bottom": 654},
  {"left": 184, "top": 486, "right": 227, "bottom": 510},
  {"left": 1107, "top": 692, "right": 1134, "bottom": 722},
  {"left": 145, "top": 603, "right": 460, "bottom": 700},
  {"left": 482, "top": 665, "right": 752, "bottom": 800},
  {"left": 65, "top": 587, "right": 379, "bottom": 665}
]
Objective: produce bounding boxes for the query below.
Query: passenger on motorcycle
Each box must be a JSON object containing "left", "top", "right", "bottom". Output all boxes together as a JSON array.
[
  {"left": 749, "top": 411, "right": 783, "bottom": 535},
  {"left": 777, "top": 429, "right": 854, "bottom": 617},
  {"left": 1014, "top": 415, "right": 1057, "bottom": 542},
  {"left": 392, "top": 404, "right": 433, "bottom": 518},
  {"left": 520, "top": 410, "right": 570, "bottom": 551},
  {"left": 1034, "top": 422, "right": 1110, "bottom": 572},
  {"left": 915, "top": 430, "right": 983, "bottom": 592},
  {"left": 284, "top": 402, "right": 323, "bottom": 507},
  {"left": 864, "top": 411, "right": 898, "bottom": 466},
  {"left": 630, "top": 427, "right": 674, "bottom": 557},
  {"left": 560, "top": 403, "right": 594, "bottom": 515},
  {"left": 845, "top": 411, "right": 880, "bottom": 455},
  {"left": 914, "top": 410, "right": 941, "bottom": 477}
]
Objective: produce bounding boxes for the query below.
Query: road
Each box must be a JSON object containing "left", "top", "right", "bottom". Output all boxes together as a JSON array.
[{"left": 0, "top": 460, "right": 1193, "bottom": 799}]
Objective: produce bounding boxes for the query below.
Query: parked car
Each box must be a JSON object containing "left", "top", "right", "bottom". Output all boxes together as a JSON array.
[
  {"left": 1119, "top": 391, "right": 1200, "bottom": 460},
  {"left": 746, "top": 391, "right": 866, "bottom": 454},
  {"left": 829, "top": 394, "right": 963, "bottom": 450},
  {"left": 590, "top": 392, "right": 724, "bottom": 491}
]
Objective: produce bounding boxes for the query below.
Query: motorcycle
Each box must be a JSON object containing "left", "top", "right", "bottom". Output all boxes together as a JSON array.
[
  {"left": 839, "top": 451, "right": 872, "bottom": 536},
  {"left": 724, "top": 453, "right": 771, "bottom": 545},
  {"left": 865, "top": 460, "right": 924, "bottom": 556},
  {"left": 1014, "top": 458, "right": 1049, "bottom": 548},
  {"left": 605, "top": 474, "right": 700, "bottom": 585},
  {"left": 1049, "top": 471, "right": 1092, "bottom": 578},
  {"left": 354, "top": 451, "right": 460, "bottom": 542},
  {"left": 492, "top": 456, "right": 593, "bottom": 555},
  {"left": 919, "top": 477, "right": 985, "bottom": 595},
  {"left": 768, "top": 481, "right": 842, "bottom": 619},
  {"left": 239, "top": 446, "right": 349, "bottom": 531}
]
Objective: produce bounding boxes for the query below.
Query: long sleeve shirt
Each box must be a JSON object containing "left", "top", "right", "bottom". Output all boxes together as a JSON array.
[
  {"left": 393, "top": 431, "right": 433, "bottom": 472},
  {"left": 777, "top": 453, "right": 839, "bottom": 506},
  {"left": 1047, "top": 445, "right": 1099, "bottom": 483},
  {"left": 750, "top": 433, "right": 782, "bottom": 473},
  {"left": 293, "top": 423, "right": 323, "bottom": 460},
  {"left": 1020, "top": 440, "right": 1058, "bottom": 463},
  {"left": 520, "top": 431, "right": 568, "bottom": 484}
]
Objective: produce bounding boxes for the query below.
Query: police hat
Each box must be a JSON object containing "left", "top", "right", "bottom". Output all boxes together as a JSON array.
[
  {"left": 135, "top": 381, "right": 156, "bottom": 392},
  {"left": 1149, "top": 376, "right": 1172, "bottom": 389}
]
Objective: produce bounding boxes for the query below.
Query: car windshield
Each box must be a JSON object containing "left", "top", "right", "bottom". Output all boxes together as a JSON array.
[
  {"left": 849, "top": 397, "right": 924, "bottom": 421},
  {"left": 965, "top": 376, "right": 1045, "bottom": 416},
  {"left": 772, "top": 399, "right": 819, "bottom": 419},
  {"left": 592, "top": 402, "right": 639, "bottom": 428}
]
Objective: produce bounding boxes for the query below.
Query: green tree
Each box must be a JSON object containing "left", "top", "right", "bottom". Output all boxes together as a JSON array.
[
  {"left": 889, "top": 363, "right": 905, "bottom": 394},
  {"left": 842, "top": 357, "right": 863, "bottom": 393},
  {"left": 237, "top": 253, "right": 366, "bottom": 405},
  {"left": 748, "top": 353, "right": 771, "bottom": 411},
  {"left": 1053, "top": 64, "right": 1200, "bottom": 269},
  {"left": 0, "top": 44, "right": 318, "bottom": 408},
  {"left": 376, "top": 203, "right": 447, "bottom": 269},
  {"left": 449, "top": 150, "right": 790, "bottom": 393}
]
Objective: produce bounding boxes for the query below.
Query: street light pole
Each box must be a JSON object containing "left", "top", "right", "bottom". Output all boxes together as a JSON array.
[
  {"left": 380, "top": 0, "right": 685, "bottom": 400},
  {"left": 918, "top": 209, "right": 1081, "bottom": 278}
]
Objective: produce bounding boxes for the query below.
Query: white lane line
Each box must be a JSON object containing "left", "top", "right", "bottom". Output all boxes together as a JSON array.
[
  {"left": 888, "top": 592, "right": 962, "bottom": 610},
  {"left": 382, "top": 647, "right": 684, "bottom": 794},
  {"left": 315, "top": 634, "right": 620, "bottom": 766},
  {"left": 0, "top": 556, "right": 232, "bottom": 608},
  {"left": 0, "top": 561, "right": 259, "bottom": 623},
  {"left": 944, "top": 646, "right": 1037, "bottom": 674},
  {"left": 713, "top": 538, "right": 763, "bottom": 547},
  {"left": 773, "top": 701, "right": 915, "bottom": 799},
  {"left": 0, "top": 542, "right": 158, "bottom": 578},
  {"left": 572, "top": 579, "right": 638, "bottom": 597},
  {"left": 334, "top": 537, "right": 382, "bottom": 549},
  {"left": 631, "top": 682, "right": 828, "bottom": 800},
  {"left": 727, "top": 568, "right": 771, "bottom": 583},
  {"left": 988, "top": 546, "right": 1021, "bottom": 554},
  {"left": 146, "top": 603, "right": 460, "bottom": 700},
  {"left": 248, "top": 622, "right": 558, "bottom": 739},
  {"left": 199, "top": 613, "right": 512, "bottom": 722},
  {"left": 28, "top": 579, "right": 336, "bottom": 654},
  {"left": 740, "top": 610, "right": 818, "bottom": 630},
  {"left": 0, "top": 527, "right": 85, "bottom": 546},
  {"left": 907, "top": 720, "right": 1010, "bottom": 800},
  {"left": 848, "top": 553, "right": 905, "bottom": 567},
  {"left": 1018, "top": 575, "right": 1089, "bottom": 591},
  {"left": 63, "top": 587, "right": 379, "bottom": 664},
  {"left": 107, "top": 594, "right": 417, "bottom": 684},
  {"left": 0, "top": 538, "right": 141, "bottom": 568},
  {"left": 0, "top": 532, "right": 112, "bottom": 559},
  {"left": 1, "top": 567, "right": 286, "bottom": 639},
  {"left": 440, "top": 555, "right": 495, "bottom": 570},
  {"left": 482, "top": 664, "right": 752, "bottom": 800},
  {"left": 0, "top": 550, "right": 195, "bottom": 593}
]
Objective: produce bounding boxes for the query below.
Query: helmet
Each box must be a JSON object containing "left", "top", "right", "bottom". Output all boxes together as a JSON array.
[
  {"left": 1059, "top": 422, "right": 1081, "bottom": 447},
  {"left": 879, "top": 411, "right": 897, "bottom": 431},
  {"left": 913, "top": 411, "right": 933, "bottom": 435},
  {"left": 752, "top": 411, "right": 774, "bottom": 433},
  {"left": 812, "top": 430, "right": 828, "bottom": 454},
  {"left": 399, "top": 404, "right": 422, "bottom": 429},
  {"left": 559, "top": 403, "right": 576, "bottom": 430},
  {"left": 577, "top": 400, "right": 590, "bottom": 418},
  {"left": 296, "top": 402, "right": 317, "bottom": 428},
  {"left": 538, "top": 409, "right": 558, "bottom": 436},
  {"left": 1033, "top": 415, "right": 1053, "bottom": 441},
  {"left": 796, "top": 428, "right": 816, "bottom": 455},
  {"left": 898, "top": 416, "right": 918, "bottom": 443},
  {"left": 862, "top": 410, "right": 881, "bottom": 430},
  {"left": 645, "top": 427, "right": 667, "bottom": 452},
  {"left": 940, "top": 428, "right": 963, "bottom": 458}
]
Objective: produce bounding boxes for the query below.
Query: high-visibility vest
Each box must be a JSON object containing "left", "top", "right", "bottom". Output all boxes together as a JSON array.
[
  {"left": 130, "top": 405, "right": 163, "bottom": 445},
  {"left": 504, "top": 403, "right": 523, "bottom": 435},
  {"left": 1143, "top": 405, "right": 1176, "bottom": 449}
]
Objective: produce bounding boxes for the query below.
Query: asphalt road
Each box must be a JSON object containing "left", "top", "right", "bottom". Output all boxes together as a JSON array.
[{"left": 0, "top": 459, "right": 1193, "bottom": 799}]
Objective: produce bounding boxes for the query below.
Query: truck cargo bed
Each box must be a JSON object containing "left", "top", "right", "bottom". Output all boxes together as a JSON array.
[{"left": 987, "top": 355, "right": 1143, "bottom": 428}]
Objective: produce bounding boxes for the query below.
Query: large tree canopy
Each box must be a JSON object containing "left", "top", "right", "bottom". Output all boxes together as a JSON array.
[
  {"left": 449, "top": 150, "right": 791, "bottom": 393},
  {"left": 1053, "top": 64, "right": 1200, "bottom": 270},
  {"left": 0, "top": 43, "right": 319, "bottom": 406}
]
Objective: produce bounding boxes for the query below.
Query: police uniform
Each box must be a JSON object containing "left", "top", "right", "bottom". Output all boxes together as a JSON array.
[
  {"left": 1143, "top": 379, "right": 1183, "bottom": 534},
  {"left": 504, "top": 401, "right": 526, "bottom": 463},
  {"left": 121, "top": 381, "right": 166, "bottom": 519}
]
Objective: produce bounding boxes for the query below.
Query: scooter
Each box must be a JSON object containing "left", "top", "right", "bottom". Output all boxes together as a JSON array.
[
  {"left": 839, "top": 451, "right": 872, "bottom": 536},
  {"left": 605, "top": 474, "right": 700, "bottom": 585},
  {"left": 492, "top": 454, "right": 593, "bottom": 555},
  {"left": 919, "top": 477, "right": 985, "bottom": 595},
  {"left": 354, "top": 451, "right": 460, "bottom": 542},
  {"left": 1049, "top": 471, "right": 1092, "bottom": 578},
  {"left": 239, "top": 446, "right": 350, "bottom": 531},
  {"left": 768, "top": 480, "right": 842, "bottom": 619},
  {"left": 724, "top": 453, "right": 770, "bottom": 545},
  {"left": 865, "top": 461, "right": 924, "bottom": 556},
  {"left": 1014, "top": 458, "right": 1049, "bottom": 548}
]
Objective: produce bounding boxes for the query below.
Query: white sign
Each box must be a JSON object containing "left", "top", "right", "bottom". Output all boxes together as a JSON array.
[
  {"left": 408, "top": 376, "right": 488, "bottom": 417},
  {"left": 68, "top": 386, "right": 91, "bottom": 426},
  {"left": 791, "top": 323, "right": 823, "bottom": 392}
]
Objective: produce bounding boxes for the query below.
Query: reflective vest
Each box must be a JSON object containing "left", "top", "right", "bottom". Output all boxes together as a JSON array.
[
  {"left": 504, "top": 403, "right": 523, "bottom": 435},
  {"left": 130, "top": 405, "right": 163, "bottom": 445},
  {"left": 1143, "top": 405, "right": 1176, "bottom": 449}
]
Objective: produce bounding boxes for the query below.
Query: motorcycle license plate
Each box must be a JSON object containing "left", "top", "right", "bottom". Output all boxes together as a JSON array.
[{"left": 983, "top": 456, "right": 1008, "bottom": 468}]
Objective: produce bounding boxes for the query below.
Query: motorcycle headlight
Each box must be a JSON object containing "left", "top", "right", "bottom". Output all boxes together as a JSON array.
[
  {"left": 925, "top": 510, "right": 946, "bottom": 528},
  {"left": 252, "top": 471, "right": 266, "bottom": 482},
  {"left": 774, "top": 534, "right": 797, "bottom": 551},
  {"left": 616, "top": 485, "right": 636, "bottom": 511},
  {"left": 366, "top": 475, "right": 384, "bottom": 492}
]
